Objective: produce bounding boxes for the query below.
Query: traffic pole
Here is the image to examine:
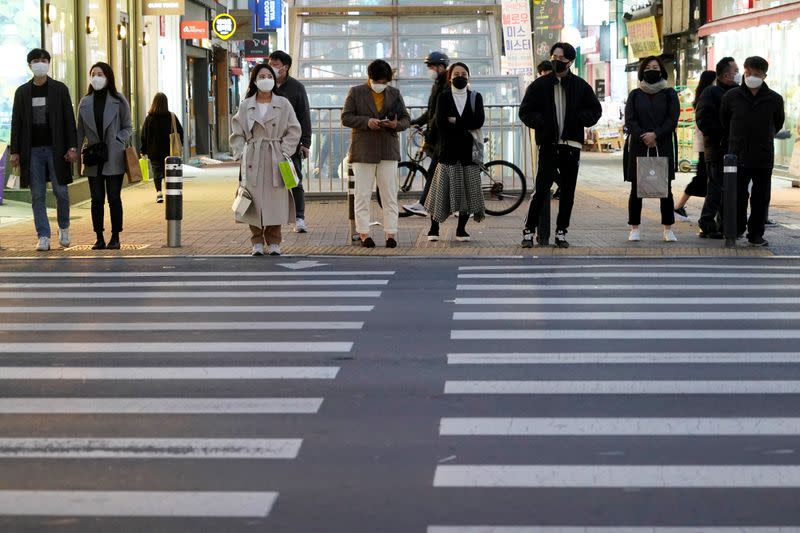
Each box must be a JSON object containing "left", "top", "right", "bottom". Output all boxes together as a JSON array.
[
  {"left": 165, "top": 156, "right": 183, "bottom": 247},
  {"left": 722, "top": 154, "right": 737, "bottom": 248},
  {"left": 536, "top": 189, "right": 551, "bottom": 246}
]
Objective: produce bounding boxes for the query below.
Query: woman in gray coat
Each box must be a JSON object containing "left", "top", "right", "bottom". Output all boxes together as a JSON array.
[
  {"left": 230, "top": 63, "right": 301, "bottom": 256},
  {"left": 76, "top": 62, "right": 132, "bottom": 250}
]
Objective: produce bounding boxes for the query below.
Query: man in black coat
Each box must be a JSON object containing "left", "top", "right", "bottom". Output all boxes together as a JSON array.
[
  {"left": 695, "top": 56, "right": 740, "bottom": 238},
  {"left": 403, "top": 51, "right": 450, "bottom": 216},
  {"left": 519, "top": 42, "right": 602, "bottom": 248},
  {"left": 720, "top": 56, "right": 785, "bottom": 246},
  {"left": 10, "top": 48, "right": 78, "bottom": 251},
  {"left": 269, "top": 51, "right": 312, "bottom": 232}
]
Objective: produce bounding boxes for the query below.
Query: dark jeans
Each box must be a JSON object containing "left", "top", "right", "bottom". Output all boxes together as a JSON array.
[
  {"left": 699, "top": 158, "right": 724, "bottom": 233},
  {"left": 418, "top": 157, "right": 439, "bottom": 205},
  {"left": 152, "top": 161, "right": 165, "bottom": 193},
  {"left": 291, "top": 153, "right": 305, "bottom": 220},
  {"left": 524, "top": 144, "right": 580, "bottom": 233},
  {"left": 628, "top": 178, "right": 675, "bottom": 226},
  {"left": 88, "top": 174, "right": 124, "bottom": 233},
  {"left": 738, "top": 166, "right": 772, "bottom": 240}
]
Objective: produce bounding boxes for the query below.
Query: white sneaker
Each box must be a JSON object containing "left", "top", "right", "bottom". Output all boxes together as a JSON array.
[
  {"left": 251, "top": 243, "right": 265, "bottom": 256},
  {"left": 294, "top": 219, "right": 308, "bottom": 233},
  {"left": 663, "top": 229, "right": 677, "bottom": 242},
  {"left": 268, "top": 244, "right": 281, "bottom": 256},
  {"left": 58, "top": 227, "right": 71, "bottom": 248},
  {"left": 36, "top": 237, "right": 50, "bottom": 251},
  {"left": 628, "top": 229, "right": 640, "bottom": 242},
  {"left": 402, "top": 202, "right": 429, "bottom": 217}
]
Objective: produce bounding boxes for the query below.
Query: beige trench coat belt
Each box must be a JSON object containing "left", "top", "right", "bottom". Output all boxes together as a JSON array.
[{"left": 245, "top": 137, "right": 285, "bottom": 188}]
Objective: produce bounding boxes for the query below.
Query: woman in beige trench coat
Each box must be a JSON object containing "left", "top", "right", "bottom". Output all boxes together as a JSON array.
[{"left": 230, "top": 63, "right": 301, "bottom": 256}]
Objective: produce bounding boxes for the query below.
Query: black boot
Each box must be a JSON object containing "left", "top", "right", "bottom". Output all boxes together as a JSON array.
[
  {"left": 107, "top": 232, "right": 120, "bottom": 250},
  {"left": 92, "top": 232, "right": 106, "bottom": 250}
]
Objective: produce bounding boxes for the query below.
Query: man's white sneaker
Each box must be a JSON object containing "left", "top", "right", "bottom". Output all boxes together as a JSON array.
[
  {"left": 36, "top": 237, "right": 50, "bottom": 251},
  {"left": 251, "top": 243, "right": 265, "bottom": 256},
  {"left": 268, "top": 244, "right": 281, "bottom": 256},
  {"left": 663, "top": 229, "right": 677, "bottom": 242},
  {"left": 58, "top": 227, "right": 71, "bottom": 248},
  {"left": 628, "top": 229, "right": 640, "bottom": 242},
  {"left": 402, "top": 202, "right": 429, "bottom": 217},
  {"left": 294, "top": 219, "right": 308, "bottom": 233}
]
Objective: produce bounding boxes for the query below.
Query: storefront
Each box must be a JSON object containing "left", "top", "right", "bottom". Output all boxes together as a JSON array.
[{"left": 700, "top": 2, "right": 800, "bottom": 166}]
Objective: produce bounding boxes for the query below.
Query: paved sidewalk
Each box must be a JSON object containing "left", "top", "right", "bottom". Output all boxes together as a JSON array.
[{"left": 1, "top": 152, "right": 798, "bottom": 257}]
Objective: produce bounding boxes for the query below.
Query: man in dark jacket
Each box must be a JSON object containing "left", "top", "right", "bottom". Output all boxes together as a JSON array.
[
  {"left": 403, "top": 51, "right": 449, "bottom": 216},
  {"left": 720, "top": 56, "right": 785, "bottom": 246},
  {"left": 10, "top": 48, "right": 78, "bottom": 251},
  {"left": 519, "top": 42, "right": 602, "bottom": 248},
  {"left": 695, "top": 56, "right": 740, "bottom": 238},
  {"left": 269, "top": 51, "right": 312, "bottom": 232}
]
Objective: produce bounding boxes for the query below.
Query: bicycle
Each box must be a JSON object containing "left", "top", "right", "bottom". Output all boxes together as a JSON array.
[{"left": 377, "top": 127, "right": 528, "bottom": 216}]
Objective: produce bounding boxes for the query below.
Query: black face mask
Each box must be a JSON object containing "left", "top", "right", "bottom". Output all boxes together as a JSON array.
[
  {"left": 451, "top": 77, "right": 468, "bottom": 90},
  {"left": 553, "top": 60, "right": 569, "bottom": 74},
  {"left": 643, "top": 70, "right": 663, "bottom": 84}
]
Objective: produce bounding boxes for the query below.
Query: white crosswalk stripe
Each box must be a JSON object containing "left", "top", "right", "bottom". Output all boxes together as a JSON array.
[
  {"left": 0, "top": 265, "right": 393, "bottom": 520},
  {"left": 435, "top": 261, "right": 800, "bottom": 530}
]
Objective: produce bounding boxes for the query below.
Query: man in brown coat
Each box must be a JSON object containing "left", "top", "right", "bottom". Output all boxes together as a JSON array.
[{"left": 342, "top": 59, "right": 410, "bottom": 248}]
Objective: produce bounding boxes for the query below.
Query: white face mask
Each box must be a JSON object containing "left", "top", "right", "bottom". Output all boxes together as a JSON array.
[
  {"left": 256, "top": 78, "right": 275, "bottom": 93},
  {"left": 733, "top": 72, "right": 743, "bottom": 85},
  {"left": 745, "top": 76, "right": 763, "bottom": 89},
  {"left": 370, "top": 82, "right": 387, "bottom": 94},
  {"left": 427, "top": 69, "right": 439, "bottom": 81},
  {"left": 31, "top": 62, "right": 49, "bottom": 77},
  {"left": 91, "top": 76, "right": 107, "bottom": 91}
]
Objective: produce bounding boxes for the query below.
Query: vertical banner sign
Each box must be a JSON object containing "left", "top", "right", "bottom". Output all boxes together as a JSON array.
[
  {"left": 255, "top": 0, "right": 282, "bottom": 31},
  {"left": 532, "top": 0, "right": 565, "bottom": 64},
  {"left": 501, "top": 0, "right": 535, "bottom": 80}
]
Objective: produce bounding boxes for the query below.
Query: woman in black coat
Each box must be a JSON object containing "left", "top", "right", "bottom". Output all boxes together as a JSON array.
[
  {"left": 624, "top": 55, "right": 680, "bottom": 242},
  {"left": 140, "top": 93, "right": 183, "bottom": 203},
  {"left": 423, "top": 62, "right": 485, "bottom": 242}
]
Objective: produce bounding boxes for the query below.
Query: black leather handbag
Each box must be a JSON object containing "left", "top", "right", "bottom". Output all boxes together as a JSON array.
[{"left": 82, "top": 142, "right": 108, "bottom": 166}]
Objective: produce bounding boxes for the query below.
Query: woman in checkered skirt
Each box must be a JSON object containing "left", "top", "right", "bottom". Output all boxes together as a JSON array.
[{"left": 423, "top": 62, "right": 486, "bottom": 242}]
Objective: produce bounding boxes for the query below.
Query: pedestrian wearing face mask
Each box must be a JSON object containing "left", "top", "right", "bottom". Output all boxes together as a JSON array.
[
  {"left": 230, "top": 63, "right": 302, "bottom": 256},
  {"left": 76, "top": 62, "right": 132, "bottom": 250},
  {"left": 720, "top": 56, "right": 785, "bottom": 247},
  {"left": 423, "top": 62, "right": 486, "bottom": 242},
  {"left": 519, "top": 42, "right": 602, "bottom": 249},
  {"left": 403, "top": 51, "right": 450, "bottom": 217},
  {"left": 695, "top": 57, "right": 741, "bottom": 239},
  {"left": 10, "top": 48, "right": 78, "bottom": 251},
  {"left": 623, "top": 56, "right": 680, "bottom": 242},
  {"left": 341, "top": 59, "right": 411, "bottom": 248}
]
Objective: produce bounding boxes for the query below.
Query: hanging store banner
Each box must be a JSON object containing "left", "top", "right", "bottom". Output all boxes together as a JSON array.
[
  {"left": 533, "top": 0, "right": 564, "bottom": 31},
  {"left": 254, "top": 0, "right": 281, "bottom": 31},
  {"left": 501, "top": 0, "right": 534, "bottom": 79},
  {"left": 143, "top": 0, "right": 185, "bottom": 16},
  {"left": 625, "top": 16, "right": 662, "bottom": 58}
]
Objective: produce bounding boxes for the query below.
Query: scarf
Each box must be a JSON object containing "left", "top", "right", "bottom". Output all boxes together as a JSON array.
[{"left": 639, "top": 79, "right": 669, "bottom": 94}]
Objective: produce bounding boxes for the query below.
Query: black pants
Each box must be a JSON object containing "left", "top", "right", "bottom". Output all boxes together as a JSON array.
[
  {"left": 524, "top": 144, "right": 580, "bottom": 232},
  {"left": 628, "top": 179, "right": 675, "bottom": 226},
  {"left": 699, "top": 158, "right": 724, "bottom": 234},
  {"left": 291, "top": 153, "right": 305, "bottom": 220},
  {"left": 152, "top": 161, "right": 165, "bottom": 193},
  {"left": 88, "top": 174, "right": 124, "bottom": 233},
  {"left": 430, "top": 212, "right": 469, "bottom": 235},
  {"left": 737, "top": 166, "right": 772, "bottom": 240},
  {"left": 418, "top": 157, "right": 439, "bottom": 205},
  {"left": 683, "top": 151, "right": 707, "bottom": 197}
]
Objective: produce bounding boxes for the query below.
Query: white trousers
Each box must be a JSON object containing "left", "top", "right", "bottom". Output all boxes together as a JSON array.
[{"left": 352, "top": 160, "right": 399, "bottom": 235}]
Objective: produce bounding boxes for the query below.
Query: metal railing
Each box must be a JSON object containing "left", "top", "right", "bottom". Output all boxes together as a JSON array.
[{"left": 300, "top": 104, "right": 532, "bottom": 193}]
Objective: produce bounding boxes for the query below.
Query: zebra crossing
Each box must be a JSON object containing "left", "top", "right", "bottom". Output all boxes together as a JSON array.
[
  {"left": 431, "top": 261, "right": 800, "bottom": 531},
  {"left": 0, "top": 262, "right": 393, "bottom": 522}
]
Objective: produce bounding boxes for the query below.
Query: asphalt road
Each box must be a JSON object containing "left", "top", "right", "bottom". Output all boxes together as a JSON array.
[{"left": 1, "top": 255, "right": 800, "bottom": 532}]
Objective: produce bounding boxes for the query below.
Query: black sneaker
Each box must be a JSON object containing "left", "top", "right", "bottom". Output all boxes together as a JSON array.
[
  {"left": 521, "top": 229, "right": 534, "bottom": 248},
  {"left": 748, "top": 236, "right": 769, "bottom": 247},
  {"left": 361, "top": 237, "right": 376, "bottom": 248},
  {"left": 385, "top": 237, "right": 397, "bottom": 248},
  {"left": 455, "top": 231, "right": 470, "bottom": 242},
  {"left": 554, "top": 230, "right": 569, "bottom": 248},
  {"left": 698, "top": 230, "right": 723, "bottom": 239}
]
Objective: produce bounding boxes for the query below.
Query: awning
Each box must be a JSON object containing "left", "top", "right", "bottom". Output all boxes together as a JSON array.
[{"left": 699, "top": 3, "right": 800, "bottom": 37}]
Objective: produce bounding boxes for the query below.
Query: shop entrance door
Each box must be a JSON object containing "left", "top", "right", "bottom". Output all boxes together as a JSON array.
[{"left": 186, "top": 56, "right": 210, "bottom": 156}]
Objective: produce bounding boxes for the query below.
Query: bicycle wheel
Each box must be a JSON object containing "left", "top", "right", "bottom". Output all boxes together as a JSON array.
[
  {"left": 376, "top": 161, "right": 428, "bottom": 217},
  {"left": 406, "top": 128, "right": 427, "bottom": 162},
  {"left": 481, "top": 160, "right": 528, "bottom": 216}
]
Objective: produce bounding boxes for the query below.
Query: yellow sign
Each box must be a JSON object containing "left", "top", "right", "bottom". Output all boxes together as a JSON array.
[
  {"left": 626, "top": 16, "right": 661, "bottom": 58},
  {"left": 212, "top": 14, "right": 236, "bottom": 41}
]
